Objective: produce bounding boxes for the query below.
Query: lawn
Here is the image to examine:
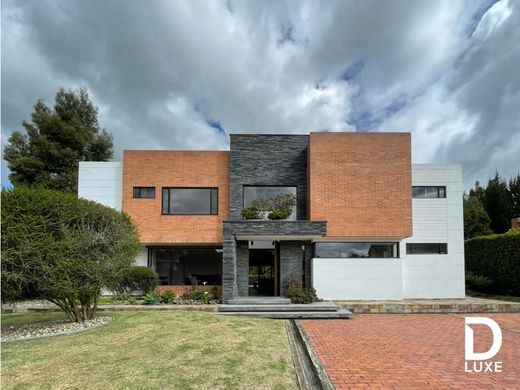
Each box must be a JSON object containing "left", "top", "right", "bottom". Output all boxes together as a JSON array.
[{"left": 1, "top": 311, "right": 297, "bottom": 390}]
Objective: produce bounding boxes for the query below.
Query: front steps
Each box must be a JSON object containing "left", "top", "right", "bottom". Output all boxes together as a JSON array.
[
  {"left": 227, "top": 296, "right": 291, "bottom": 305},
  {"left": 217, "top": 299, "right": 352, "bottom": 319}
]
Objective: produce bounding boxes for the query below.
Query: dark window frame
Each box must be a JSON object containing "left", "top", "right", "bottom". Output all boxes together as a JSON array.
[
  {"left": 161, "top": 187, "right": 219, "bottom": 215},
  {"left": 406, "top": 243, "right": 448, "bottom": 255},
  {"left": 242, "top": 185, "right": 298, "bottom": 219},
  {"left": 133, "top": 187, "right": 156, "bottom": 199},
  {"left": 314, "top": 242, "right": 400, "bottom": 259},
  {"left": 412, "top": 186, "right": 447, "bottom": 198}
]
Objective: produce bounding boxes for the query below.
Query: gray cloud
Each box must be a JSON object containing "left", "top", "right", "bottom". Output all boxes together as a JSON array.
[{"left": 2, "top": 0, "right": 519, "bottom": 189}]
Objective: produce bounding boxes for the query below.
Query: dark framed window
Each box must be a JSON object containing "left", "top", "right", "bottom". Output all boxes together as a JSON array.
[
  {"left": 162, "top": 188, "right": 218, "bottom": 215},
  {"left": 412, "top": 186, "right": 446, "bottom": 198},
  {"left": 315, "top": 242, "right": 399, "bottom": 258},
  {"left": 243, "top": 186, "right": 297, "bottom": 220},
  {"left": 133, "top": 187, "right": 155, "bottom": 198},
  {"left": 406, "top": 243, "right": 448, "bottom": 254}
]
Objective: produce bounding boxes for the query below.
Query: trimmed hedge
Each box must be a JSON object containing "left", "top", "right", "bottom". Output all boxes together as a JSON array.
[{"left": 465, "top": 229, "right": 520, "bottom": 295}]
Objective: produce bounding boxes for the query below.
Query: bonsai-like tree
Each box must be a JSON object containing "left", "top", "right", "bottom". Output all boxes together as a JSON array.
[{"left": 1, "top": 186, "right": 140, "bottom": 321}]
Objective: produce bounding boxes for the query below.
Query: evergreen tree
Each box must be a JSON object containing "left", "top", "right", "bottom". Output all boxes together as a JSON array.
[
  {"left": 509, "top": 174, "right": 520, "bottom": 218},
  {"left": 482, "top": 172, "right": 512, "bottom": 233},
  {"left": 463, "top": 195, "right": 493, "bottom": 239},
  {"left": 3, "top": 88, "right": 113, "bottom": 192}
]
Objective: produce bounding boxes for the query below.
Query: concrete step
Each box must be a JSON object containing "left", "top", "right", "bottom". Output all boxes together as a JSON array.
[
  {"left": 217, "top": 309, "right": 353, "bottom": 319},
  {"left": 218, "top": 302, "right": 340, "bottom": 312},
  {"left": 227, "top": 297, "right": 291, "bottom": 305}
]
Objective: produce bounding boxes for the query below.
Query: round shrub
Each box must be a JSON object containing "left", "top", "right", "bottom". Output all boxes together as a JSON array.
[
  {"left": 241, "top": 206, "right": 260, "bottom": 220},
  {"left": 267, "top": 208, "right": 292, "bottom": 220},
  {"left": 113, "top": 266, "right": 159, "bottom": 296}
]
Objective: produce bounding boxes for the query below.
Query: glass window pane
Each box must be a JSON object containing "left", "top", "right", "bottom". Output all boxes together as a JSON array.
[
  {"left": 140, "top": 188, "right": 155, "bottom": 198},
  {"left": 438, "top": 187, "right": 446, "bottom": 198},
  {"left": 171, "top": 188, "right": 211, "bottom": 214},
  {"left": 315, "top": 243, "right": 398, "bottom": 258},
  {"left": 211, "top": 188, "right": 218, "bottom": 215},
  {"left": 133, "top": 187, "right": 140, "bottom": 198},
  {"left": 425, "top": 187, "right": 438, "bottom": 198},
  {"left": 162, "top": 188, "right": 169, "bottom": 214},
  {"left": 412, "top": 187, "right": 425, "bottom": 198},
  {"left": 406, "top": 243, "right": 448, "bottom": 254},
  {"left": 243, "top": 186, "right": 297, "bottom": 220}
]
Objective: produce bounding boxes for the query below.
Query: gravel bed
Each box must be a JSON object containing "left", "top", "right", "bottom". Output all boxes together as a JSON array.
[{"left": 1, "top": 317, "right": 112, "bottom": 343}]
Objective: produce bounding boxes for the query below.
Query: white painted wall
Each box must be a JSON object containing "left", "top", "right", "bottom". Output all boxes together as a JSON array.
[
  {"left": 78, "top": 161, "right": 122, "bottom": 210},
  {"left": 312, "top": 164, "right": 465, "bottom": 300},
  {"left": 136, "top": 247, "right": 148, "bottom": 267}
]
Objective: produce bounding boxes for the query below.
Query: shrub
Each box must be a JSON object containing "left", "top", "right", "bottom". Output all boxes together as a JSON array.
[
  {"left": 112, "top": 266, "right": 159, "bottom": 295},
  {"left": 160, "top": 290, "right": 176, "bottom": 304},
  {"left": 143, "top": 292, "right": 162, "bottom": 305},
  {"left": 241, "top": 206, "right": 260, "bottom": 220},
  {"left": 284, "top": 274, "right": 318, "bottom": 304},
  {"left": 1, "top": 186, "right": 140, "bottom": 321},
  {"left": 184, "top": 288, "right": 213, "bottom": 304},
  {"left": 465, "top": 228, "right": 520, "bottom": 295},
  {"left": 268, "top": 208, "right": 292, "bottom": 220},
  {"left": 465, "top": 273, "right": 492, "bottom": 292}
]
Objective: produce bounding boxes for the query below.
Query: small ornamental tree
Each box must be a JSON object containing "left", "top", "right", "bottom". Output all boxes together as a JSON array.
[{"left": 1, "top": 187, "right": 140, "bottom": 321}]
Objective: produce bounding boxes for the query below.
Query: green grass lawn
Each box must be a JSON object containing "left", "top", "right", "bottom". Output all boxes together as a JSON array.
[{"left": 1, "top": 311, "right": 297, "bottom": 390}]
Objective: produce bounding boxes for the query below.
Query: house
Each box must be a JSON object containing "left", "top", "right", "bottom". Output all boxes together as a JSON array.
[{"left": 78, "top": 132, "right": 465, "bottom": 302}]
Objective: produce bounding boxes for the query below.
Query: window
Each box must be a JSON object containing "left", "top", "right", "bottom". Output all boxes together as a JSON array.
[
  {"left": 315, "top": 242, "right": 399, "bottom": 258},
  {"left": 133, "top": 187, "right": 155, "bottom": 198},
  {"left": 412, "top": 186, "right": 446, "bottom": 198},
  {"left": 162, "top": 188, "right": 218, "bottom": 215},
  {"left": 406, "top": 243, "right": 448, "bottom": 254},
  {"left": 243, "top": 186, "right": 297, "bottom": 220}
]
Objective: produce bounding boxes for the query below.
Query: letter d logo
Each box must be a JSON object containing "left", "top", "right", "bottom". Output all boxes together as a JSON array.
[{"left": 465, "top": 317, "right": 502, "bottom": 360}]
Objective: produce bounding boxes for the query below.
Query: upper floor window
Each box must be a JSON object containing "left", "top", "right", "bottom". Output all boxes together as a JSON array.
[
  {"left": 412, "top": 186, "right": 446, "bottom": 198},
  {"left": 162, "top": 188, "right": 218, "bottom": 215},
  {"left": 315, "top": 242, "right": 399, "bottom": 258},
  {"left": 133, "top": 187, "right": 155, "bottom": 198},
  {"left": 243, "top": 186, "right": 297, "bottom": 220},
  {"left": 406, "top": 243, "right": 447, "bottom": 254}
]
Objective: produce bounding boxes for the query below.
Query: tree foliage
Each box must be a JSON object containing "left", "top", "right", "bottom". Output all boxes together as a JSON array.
[
  {"left": 1, "top": 187, "right": 140, "bottom": 321},
  {"left": 482, "top": 172, "right": 512, "bottom": 234},
  {"left": 509, "top": 174, "right": 520, "bottom": 218},
  {"left": 463, "top": 195, "right": 493, "bottom": 239},
  {"left": 3, "top": 88, "right": 113, "bottom": 193}
]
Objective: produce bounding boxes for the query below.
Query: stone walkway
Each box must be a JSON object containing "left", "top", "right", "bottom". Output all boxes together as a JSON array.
[{"left": 301, "top": 313, "right": 520, "bottom": 389}]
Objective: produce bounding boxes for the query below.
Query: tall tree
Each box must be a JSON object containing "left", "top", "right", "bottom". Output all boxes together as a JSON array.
[
  {"left": 483, "top": 172, "right": 512, "bottom": 233},
  {"left": 509, "top": 174, "right": 520, "bottom": 218},
  {"left": 463, "top": 195, "right": 493, "bottom": 239},
  {"left": 3, "top": 88, "right": 113, "bottom": 192}
]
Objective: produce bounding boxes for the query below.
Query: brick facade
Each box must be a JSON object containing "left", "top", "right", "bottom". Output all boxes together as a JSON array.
[
  {"left": 122, "top": 150, "right": 229, "bottom": 244},
  {"left": 308, "top": 132, "right": 412, "bottom": 238}
]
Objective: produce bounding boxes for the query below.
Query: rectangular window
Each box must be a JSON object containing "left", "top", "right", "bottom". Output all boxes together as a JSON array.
[
  {"left": 412, "top": 186, "right": 446, "bottom": 198},
  {"left": 243, "top": 186, "right": 297, "bottom": 220},
  {"left": 315, "top": 242, "right": 399, "bottom": 258},
  {"left": 406, "top": 243, "right": 448, "bottom": 254},
  {"left": 133, "top": 187, "right": 155, "bottom": 198},
  {"left": 162, "top": 188, "right": 218, "bottom": 215}
]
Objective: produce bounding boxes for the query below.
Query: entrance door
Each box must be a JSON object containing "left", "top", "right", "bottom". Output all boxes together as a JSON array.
[{"left": 248, "top": 249, "right": 279, "bottom": 296}]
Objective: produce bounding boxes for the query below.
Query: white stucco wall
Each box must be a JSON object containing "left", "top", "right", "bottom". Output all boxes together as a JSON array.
[
  {"left": 78, "top": 161, "right": 122, "bottom": 210},
  {"left": 312, "top": 164, "right": 465, "bottom": 300}
]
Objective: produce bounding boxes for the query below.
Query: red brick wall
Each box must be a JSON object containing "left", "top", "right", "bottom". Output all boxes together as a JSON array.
[
  {"left": 122, "top": 151, "right": 229, "bottom": 244},
  {"left": 308, "top": 132, "right": 412, "bottom": 238}
]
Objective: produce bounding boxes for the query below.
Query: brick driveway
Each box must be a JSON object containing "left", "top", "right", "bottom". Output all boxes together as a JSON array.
[{"left": 301, "top": 314, "right": 520, "bottom": 389}]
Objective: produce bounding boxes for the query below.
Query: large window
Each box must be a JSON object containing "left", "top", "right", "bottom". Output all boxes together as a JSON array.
[
  {"left": 133, "top": 187, "right": 155, "bottom": 198},
  {"left": 412, "top": 186, "right": 446, "bottom": 198},
  {"left": 153, "top": 248, "right": 222, "bottom": 285},
  {"left": 162, "top": 188, "right": 218, "bottom": 215},
  {"left": 406, "top": 243, "right": 447, "bottom": 254},
  {"left": 315, "top": 242, "right": 399, "bottom": 258},
  {"left": 243, "top": 186, "right": 297, "bottom": 220}
]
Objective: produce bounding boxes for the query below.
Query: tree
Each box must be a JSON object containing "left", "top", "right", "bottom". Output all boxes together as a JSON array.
[
  {"left": 509, "top": 174, "right": 520, "bottom": 218},
  {"left": 482, "top": 172, "right": 512, "bottom": 234},
  {"left": 1, "top": 187, "right": 140, "bottom": 321},
  {"left": 3, "top": 88, "right": 113, "bottom": 193},
  {"left": 463, "top": 195, "right": 493, "bottom": 239}
]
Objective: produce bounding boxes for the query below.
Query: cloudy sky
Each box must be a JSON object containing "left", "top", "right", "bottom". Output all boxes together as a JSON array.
[{"left": 2, "top": 0, "right": 519, "bottom": 189}]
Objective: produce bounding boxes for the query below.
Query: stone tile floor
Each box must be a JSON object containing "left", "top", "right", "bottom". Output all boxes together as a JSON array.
[{"left": 301, "top": 313, "right": 520, "bottom": 389}]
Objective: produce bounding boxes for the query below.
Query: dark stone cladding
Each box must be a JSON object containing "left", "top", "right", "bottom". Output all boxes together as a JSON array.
[
  {"left": 223, "top": 220, "right": 327, "bottom": 237},
  {"left": 229, "top": 134, "right": 309, "bottom": 221}
]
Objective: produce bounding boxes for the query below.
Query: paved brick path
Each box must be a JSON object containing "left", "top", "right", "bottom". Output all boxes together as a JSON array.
[{"left": 301, "top": 314, "right": 520, "bottom": 389}]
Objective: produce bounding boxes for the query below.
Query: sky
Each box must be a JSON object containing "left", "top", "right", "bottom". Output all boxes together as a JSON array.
[{"left": 2, "top": 0, "right": 519, "bottom": 190}]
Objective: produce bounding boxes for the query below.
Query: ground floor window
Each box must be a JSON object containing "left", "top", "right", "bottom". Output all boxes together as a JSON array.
[
  {"left": 151, "top": 248, "right": 222, "bottom": 285},
  {"left": 315, "top": 242, "right": 399, "bottom": 258},
  {"left": 406, "top": 243, "right": 447, "bottom": 254}
]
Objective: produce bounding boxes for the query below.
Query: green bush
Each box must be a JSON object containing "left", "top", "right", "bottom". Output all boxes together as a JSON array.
[
  {"left": 465, "top": 273, "right": 492, "bottom": 292},
  {"left": 465, "top": 228, "right": 520, "bottom": 295},
  {"left": 284, "top": 274, "right": 318, "bottom": 304},
  {"left": 184, "top": 288, "right": 213, "bottom": 304},
  {"left": 241, "top": 206, "right": 260, "bottom": 220},
  {"left": 112, "top": 266, "right": 159, "bottom": 295},
  {"left": 160, "top": 290, "right": 176, "bottom": 304},
  {"left": 268, "top": 208, "right": 292, "bottom": 220},
  {"left": 143, "top": 292, "right": 162, "bottom": 305}
]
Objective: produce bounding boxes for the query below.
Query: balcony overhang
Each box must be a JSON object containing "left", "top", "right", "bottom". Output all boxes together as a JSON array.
[
  {"left": 235, "top": 234, "right": 323, "bottom": 242},
  {"left": 223, "top": 220, "right": 327, "bottom": 240}
]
